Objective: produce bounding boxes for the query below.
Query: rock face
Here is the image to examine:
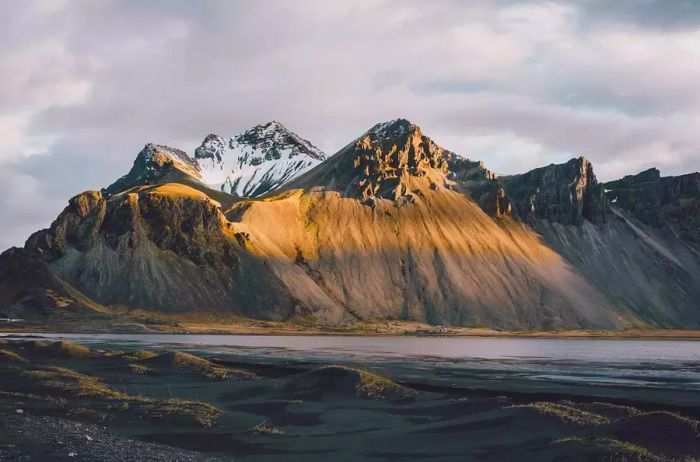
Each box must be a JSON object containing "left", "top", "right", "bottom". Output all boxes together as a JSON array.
[
  {"left": 0, "top": 247, "right": 104, "bottom": 321},
  {"left": 21, "top": 184, "right": 318, "bottom": 318},
  {"left": 3, "top": 119, "right": 700, "bottom": 330},
  {"left": 194, "top": 121, "right": 326, "bottom": 197},
  {"left": 606, "top": 169, "right": 700, "bottom": 246},
  {"left": 284, "top": 119, "right": 452, "bottom": 204},
  {"left": 502, "top": 157, "right": 607, "bottom": 225}
]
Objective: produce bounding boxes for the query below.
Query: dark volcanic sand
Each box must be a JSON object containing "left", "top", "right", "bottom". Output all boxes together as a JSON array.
[{"left": 0, "top": 337, "right": 699, "bottom": 461}]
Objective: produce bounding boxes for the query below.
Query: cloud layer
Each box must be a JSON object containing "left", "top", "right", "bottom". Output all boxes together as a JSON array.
[{"left": 2, "top": 0, "right": 699, "bottom": 249}]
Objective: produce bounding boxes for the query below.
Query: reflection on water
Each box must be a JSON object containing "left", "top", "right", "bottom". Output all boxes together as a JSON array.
[
  {"left": 4, "top": 333, "right": 700, "bottom": 405},
  {"left": 4, "top": 333, "right": 700, "bottom": 361}
]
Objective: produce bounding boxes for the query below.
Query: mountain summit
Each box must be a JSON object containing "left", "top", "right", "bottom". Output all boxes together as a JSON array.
[
  {"left": 104, "top": 143, "right": 203, "bottom": 195},
  {"left": 194, "top": 121, "right": 326, "bottom": 197},
  {"left": 284, "top": 118, "right": 452, "bottom": 205}
]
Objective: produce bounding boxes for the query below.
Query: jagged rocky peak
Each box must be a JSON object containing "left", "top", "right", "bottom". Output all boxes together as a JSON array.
[
  {"left": 194, "top": 121, "right": 326, "bottom": 197},
  {"left": 104, "top": 143, "right": 202, "bottom": 195},
  {"left": 237, "top": 121, "right": 325, "bottom": 161},
  {"left": 348, "top": 119, "right": 451, "bottom": 203},
  {"left": 502, "top": 156, "right": 607, "bottom": 225},
  {"left": 196, "top": 134, "right": 227, "bottom": 163}
]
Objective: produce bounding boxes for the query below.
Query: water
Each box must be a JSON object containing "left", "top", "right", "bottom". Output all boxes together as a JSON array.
[
  {"left": 4, "top": 333, "right": 700, "bottom": 406},
  {"left": 5, "top": 333, "right": 700, "bottom": 361}
]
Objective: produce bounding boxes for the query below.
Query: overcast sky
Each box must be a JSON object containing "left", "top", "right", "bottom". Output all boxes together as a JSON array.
[{"left": 2, "top": 0, "right": 700, "bottom": 250}]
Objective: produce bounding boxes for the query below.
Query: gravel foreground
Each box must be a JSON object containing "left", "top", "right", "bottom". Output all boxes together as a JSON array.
[{"left": 0, "top": 412, "right": 222, "bottom": 462}]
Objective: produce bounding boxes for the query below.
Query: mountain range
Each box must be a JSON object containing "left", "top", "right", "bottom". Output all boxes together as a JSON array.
[{"left": 1, "top": 118, "right": 699, "bottom": 330}]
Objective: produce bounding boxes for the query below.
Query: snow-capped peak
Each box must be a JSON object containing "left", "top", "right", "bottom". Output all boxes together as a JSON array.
[{"left": 194, "top": 122, "right": 326, "bottom": 197}]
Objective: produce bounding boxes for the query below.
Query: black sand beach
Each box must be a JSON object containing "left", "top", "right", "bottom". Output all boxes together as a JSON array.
[{"left": 1, "top": 336, "right": 699, "bottom": 461}]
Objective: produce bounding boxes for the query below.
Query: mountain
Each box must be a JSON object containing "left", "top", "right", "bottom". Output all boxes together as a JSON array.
[
  {"left": 2, "top": 118, "right": 700, "bottom": 330},
  {"left": 194, "top": 121, "right": 326, "bottom": 197}
]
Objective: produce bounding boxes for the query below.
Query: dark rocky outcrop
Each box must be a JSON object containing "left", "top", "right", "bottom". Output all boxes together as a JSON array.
[
  {"left": 19, "top": 184, "right": 303, "bottom": 317},
  {"left": 25, "top": 191, "right": 106, "bottom": 261},
  {"left": 606, "top": 169, "right": 700, "bottom": 245},
  {"left": 0, "top": 247, "right": 101, "bottom": 319},
  {"left": 502, "top": 157, "right": 607, "bottom": 225}
]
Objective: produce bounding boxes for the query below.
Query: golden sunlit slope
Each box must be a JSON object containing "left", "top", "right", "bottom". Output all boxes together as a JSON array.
[{"left": 229, "top": 176, "right": 624, "bottom": 329}]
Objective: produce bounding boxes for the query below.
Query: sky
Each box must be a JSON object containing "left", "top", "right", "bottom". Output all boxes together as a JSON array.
[{"left": 1, "top": 0, "right": 700, "bottom": 250}]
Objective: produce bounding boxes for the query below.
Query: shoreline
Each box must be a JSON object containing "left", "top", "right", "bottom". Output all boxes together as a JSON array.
[{"left": 4, "top": 322, "right": 700, "bottom": 340}]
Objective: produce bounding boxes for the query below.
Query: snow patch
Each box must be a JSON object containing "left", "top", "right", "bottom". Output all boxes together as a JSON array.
[{"left": 194, "top": 122, "right": 326, "bottom": 197}]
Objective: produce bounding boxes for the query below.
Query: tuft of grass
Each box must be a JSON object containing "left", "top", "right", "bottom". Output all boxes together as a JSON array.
[
  {"left": 294, "top": 365, "right": 414, "bottom": 400},
  {"left": 556, "top": 437, "right": 664, "bottom": 462},
  {"left": 24, "top": 367, "right": 131, "bottom": 400},
  {"left": 0, "top": 349, "right": 29, "bottom": 364},
  {"left": 22, "top": 365, "right": 221, "bottom": 427},
  {"left": 511, "top": 401, "right": 610, "bottom": 426},
  {"left": 145, "top": 398, "right": 221, "bottom": 427},
  {"left": 354, "top": 368, "right": 414, "bottom": 399},
  {"left": 251, "top": 421, "right": 286, "bottom": 437},
  {"left": 128, "top": 363, "right": 152, "bottom": 375},
  {"left": 42, "top": 341, "right": 92, "bottom": 358},
  {"left": 142, "top": 351, "right": 253, "bottom": 380},
  {"left": 120, "top": 349, "right": 158, "bottom": 361},
  {"left": 597, "top": 438, "right": 663, "bottom": 462},
  {"left": 588, "top": 401, "right": 642, "bottom": 417}
]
